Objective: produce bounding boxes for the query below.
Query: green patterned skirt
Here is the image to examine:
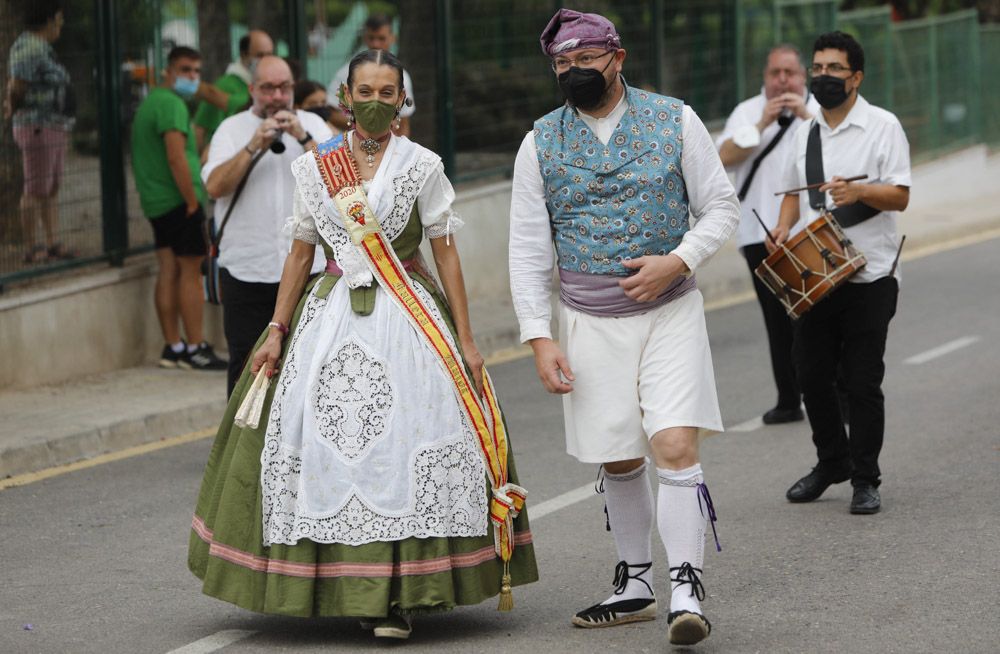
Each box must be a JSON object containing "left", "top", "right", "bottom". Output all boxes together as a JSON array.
[{"left": 188, "top": 275, "right": 538, "bottom": 618}]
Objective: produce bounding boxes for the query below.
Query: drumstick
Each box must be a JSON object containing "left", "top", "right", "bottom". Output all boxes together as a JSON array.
[
  {"left": 889, "top": 234, "right": 906, "bottom": 277},
  {"left": 773, "top": 174, "right": 868, "bottom": 196},
  {"left": 752, "top": 209, "right": 779, "bottom": 250}
]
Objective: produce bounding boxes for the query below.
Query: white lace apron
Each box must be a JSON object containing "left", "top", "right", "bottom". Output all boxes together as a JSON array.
[{"left": 261, "top": 135, "right": 483, "bottom": 547}]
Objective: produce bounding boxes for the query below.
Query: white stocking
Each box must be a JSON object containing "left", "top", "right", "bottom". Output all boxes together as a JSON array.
[
  {"left": 656, "top": 464, "right": 716, "bottom": 615},
  {"left": 601, "top": 460, "right": 655, "bottom": 603}
]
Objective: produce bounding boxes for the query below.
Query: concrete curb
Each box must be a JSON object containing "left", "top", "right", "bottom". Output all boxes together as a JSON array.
[{"left": 0, "top": 399, "right": 225, "bottom": 480}]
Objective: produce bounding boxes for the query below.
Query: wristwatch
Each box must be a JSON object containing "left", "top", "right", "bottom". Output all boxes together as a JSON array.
[
  {"left": 732, "top": 125, "right": 761, "bottom": 149},
  {"left": 297, "top": 131, "right": 313, "bottom": 146}
]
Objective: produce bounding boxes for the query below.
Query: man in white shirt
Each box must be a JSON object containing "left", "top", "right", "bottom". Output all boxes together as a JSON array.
[
  {"left": 772, "top": 32, "right": 910, "bottom": 515},
  {"left": 509, "top": 9, "right": 738, "bottom": 646},
  {"left": 326, "top": 14, "right": 414, "bottom": 136},
  {"left": 718, "top": 45, "right": 819, "bottom": 425},
  {"left": 203, "top": 55, "right": 332, "bottom": 395}
]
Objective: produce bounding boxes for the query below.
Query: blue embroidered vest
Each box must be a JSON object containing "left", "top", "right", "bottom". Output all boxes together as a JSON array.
[{"left": 533, "top": 88, "right": 689, "bottom": 276}]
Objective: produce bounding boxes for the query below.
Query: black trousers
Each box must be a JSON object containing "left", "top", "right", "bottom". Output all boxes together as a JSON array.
[
  {"left": 219, "top": 268, "right": 280, "bottom": 397},
  {"left": 793, "top": 276, "right": 898, "bottom": 487},
  {"left": 742, "top": 243, "right": 801, "bottom": 409}
]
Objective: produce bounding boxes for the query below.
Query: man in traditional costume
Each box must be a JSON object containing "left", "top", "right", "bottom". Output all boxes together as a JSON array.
[
  {"left": 509, "top": 9, "right": 739, "bottom": 646},
  {"left": 189, "top": 49, "right": 536, "bottom": 640}
]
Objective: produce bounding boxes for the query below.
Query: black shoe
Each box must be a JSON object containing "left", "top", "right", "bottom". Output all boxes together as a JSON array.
[
  {"left": 182, "top": 342, "right": 228, "bottom": 371},
  {"left": 668, "top": 610, "right": 711, "bottom": 645},
  {"left": 850, "top": 483, "right": 881, "bottom": 514},
  {"left": 158, "top": 342, "right": 187, "bottom": 369},
  {"left": 372, "top": 612, "right": 412, "bottom": 639},
  {"left": 571, "top": 597, "right": 658, "bottom": 628},
  {"left": 786, "top": 467, "right": 850, "bottom": 503},
  {"left": 762, "top": 406, "right": 805, "bottom": 424}
]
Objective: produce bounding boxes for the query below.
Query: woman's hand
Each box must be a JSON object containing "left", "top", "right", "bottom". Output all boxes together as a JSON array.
[
  {"left": 251, "top": 332, "right": 284, "bottom": 378},
  {"left": 460, "top": 336, "right": 485, "bottom": 397}
]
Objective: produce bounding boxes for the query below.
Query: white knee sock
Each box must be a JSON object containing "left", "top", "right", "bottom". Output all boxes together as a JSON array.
[
  {"left": 657, "top": 463, "right": 717, "bottom": 615},
  {"left": 600, "top": 460, "right": 655, "bottom": 604}
]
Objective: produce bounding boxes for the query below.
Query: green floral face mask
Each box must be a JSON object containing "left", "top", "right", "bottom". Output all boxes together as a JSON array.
[{"left": 352, "top": 99, "right": 397, "bottom": 134}]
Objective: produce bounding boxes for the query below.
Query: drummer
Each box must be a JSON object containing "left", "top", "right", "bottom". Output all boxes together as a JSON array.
[{"left": 770, "top": 31, "right": 910, "bottom": 515}]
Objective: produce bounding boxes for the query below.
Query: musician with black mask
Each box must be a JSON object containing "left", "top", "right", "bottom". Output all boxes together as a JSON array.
[
  {"left": 202, "top": 55, "right": 333, "bottom": 395},
  {"left": 770, "top": 32, "right": 911, "bottom": 515},
  {"left": 718, "top": 44, "right": 819, "bottom": 426}
]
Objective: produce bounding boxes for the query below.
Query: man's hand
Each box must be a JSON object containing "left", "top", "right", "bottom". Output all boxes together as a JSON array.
[
  {"left": 529, "top": 338, "right": 574, "bottom": 394},
  {"left": 273, "top": 109, "right": 307, "bottom": 142},
  {"left": 779, "top": 91, "right": 811, "bottom": 120},
  {"left": 619, "top": 254, "right": 689, "bottom": 302},
  {"left": 765, "top": 224, "right": 790, "bottom": 254},
  {"left": 186, "top": 200, "right": 200, "bottom": 217},
  {"left": 819, "top": 176, "right": 862, "bottom": 207},
  {"left": 249, "top": 116, "right": 281, "bottom": 152},
  {"left": 757, "top": 96, "right": 786, "bottom": 131}
]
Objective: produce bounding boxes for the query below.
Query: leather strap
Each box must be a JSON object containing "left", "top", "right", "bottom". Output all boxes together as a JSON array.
[
  {"left": 737, "top": 118, "right": 792, "bottom": 201},
  {"left": 805, "top": 121, "right": 880, "bottom": 227}
]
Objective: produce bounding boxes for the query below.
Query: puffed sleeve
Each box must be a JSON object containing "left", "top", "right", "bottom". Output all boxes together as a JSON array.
[
  {"left": 417, "top": 161, "right": 465, "bottom": 240},
  {"left": 283, "top": 185, "right": 320, "bottom": 244}
]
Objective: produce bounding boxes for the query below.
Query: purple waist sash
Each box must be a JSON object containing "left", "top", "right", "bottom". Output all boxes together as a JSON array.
[{"left": 558, "top": 268, "right": 696, "bottom": 317}]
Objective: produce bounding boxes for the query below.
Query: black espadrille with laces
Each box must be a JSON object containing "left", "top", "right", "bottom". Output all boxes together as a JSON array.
[
  {"left": 666, "top": 562, "right": 711, "bottom": 645},
  {"left": 667, "top": 610, "right": 711, "bottom": 645},
  {"left": 571, "top": 561, "right": 657, "bottom": 628}
]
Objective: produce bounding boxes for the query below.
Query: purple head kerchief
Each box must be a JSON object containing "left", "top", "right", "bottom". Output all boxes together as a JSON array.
[{"left": 539, "top": 8, "right": 621, "bottom": 57}]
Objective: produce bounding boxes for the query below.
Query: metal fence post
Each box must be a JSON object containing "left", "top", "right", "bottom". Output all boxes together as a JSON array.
[
  {"left": 735, "top": 0, "right": 746, "bottom": 106},
  {"left": 435, "top": 0, "right": 455, "bottom": 179},
  {"left": 652, "top": 0, "right": 666, "bottom": 93},
  {"left": 95, "top": 0, "right": 128, "bottom": 266},
  {"left": 928, "top": 19, "right": 940, "bottom": 153},
  {"left": 287, "top": 0, "right": 308, "bottom": 78},
  {"left": 969, "top": 17, "right": 982, "bottom": 143}
]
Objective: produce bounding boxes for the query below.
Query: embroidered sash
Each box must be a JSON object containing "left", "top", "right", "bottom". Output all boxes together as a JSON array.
[{"left": 313, "top": 140, "right": 526, "bottom": 606}]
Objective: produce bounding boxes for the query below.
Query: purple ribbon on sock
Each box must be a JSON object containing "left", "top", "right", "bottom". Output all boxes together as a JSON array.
[{"left": 697, "top": 482, "right": 722, "bottom": 552}]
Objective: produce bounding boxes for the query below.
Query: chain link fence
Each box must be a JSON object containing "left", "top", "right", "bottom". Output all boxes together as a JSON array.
[{"left": 1, "top": 0, "right": 997, "bottom": 286}]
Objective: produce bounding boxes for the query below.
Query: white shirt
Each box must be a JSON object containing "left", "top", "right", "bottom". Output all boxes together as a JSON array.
[
  {"left": 781, "top": 94, "right": 911, "bottom": 283},
  {"left": 509, "top": 92, "right": 740, "bottom": 342},
  {"left": 328, "top": 61, "right": 415, "bottom": 119},
  {"left": 717, "top": 90, "right": 821, "bottom": 247},
  {"left": 202, "top": 109, "right": 333, "bottom": 283}
]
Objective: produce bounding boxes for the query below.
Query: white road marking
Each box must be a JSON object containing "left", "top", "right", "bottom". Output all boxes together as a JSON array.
[
  {"left": 165, "top": 630, "right": 257, "bottom": 654},
  {"left": 904, "top": 335, "right": 980, "bottom": 365},
  {"left": 529, "top": 482, "right": 597, "bottom": 521},
  {"left": 726, "top": 416, "right": 764, "bottom": 433}
]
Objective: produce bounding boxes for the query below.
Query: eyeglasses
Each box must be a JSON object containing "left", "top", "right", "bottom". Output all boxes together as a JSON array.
[
  {"left": 809, "top": 63, "right": 852, "bottom": 76},
  {"left": 258, "top": 82, "right": 294, "bottom": 95},
  {"left": 551, "top": 50, "right": 614, "bottom": 73}
]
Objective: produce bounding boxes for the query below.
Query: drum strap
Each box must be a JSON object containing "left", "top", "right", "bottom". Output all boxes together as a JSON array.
[{"left": 805, "top": 122, "right": 880, "bottom": 228}]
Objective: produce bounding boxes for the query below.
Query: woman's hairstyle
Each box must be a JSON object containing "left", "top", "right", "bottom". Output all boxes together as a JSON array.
[
  {"left": 346, "top": 49, "right": 404, "bottom": 91},
  {"left": 294, "top": 80, "right": 325, "bottom": 107}
]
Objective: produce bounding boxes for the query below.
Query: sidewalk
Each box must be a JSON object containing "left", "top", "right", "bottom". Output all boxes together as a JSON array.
[{"left": 3, "top": 146, "right": 999, "bottom": 481}]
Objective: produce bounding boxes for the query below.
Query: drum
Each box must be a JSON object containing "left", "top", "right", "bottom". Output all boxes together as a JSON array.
[{"left": 754, "top": 211, "right": 866, "bottom": 319}]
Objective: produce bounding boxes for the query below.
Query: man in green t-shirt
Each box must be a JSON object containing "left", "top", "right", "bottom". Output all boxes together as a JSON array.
[
  {"left": 193, "top": 30, "right": 274, "bottom": 154},
  {"left": 131, "top": 45, "right": 226, "bottom": 372}
]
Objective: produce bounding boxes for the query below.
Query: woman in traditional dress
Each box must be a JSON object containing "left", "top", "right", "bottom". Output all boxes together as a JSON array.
[{"left": 188, "top": 49, "right": 537, "bottom": 640}]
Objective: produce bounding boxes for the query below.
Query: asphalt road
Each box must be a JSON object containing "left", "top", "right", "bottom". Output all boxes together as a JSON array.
[{"left": 2, "top": 238, "right": 998, "bottom": 654}]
